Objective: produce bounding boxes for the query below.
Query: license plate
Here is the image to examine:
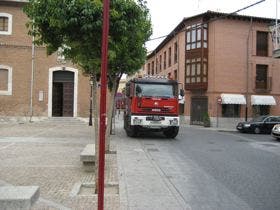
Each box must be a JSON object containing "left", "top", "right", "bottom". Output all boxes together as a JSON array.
[
  {"left": 150, "top": 121, "right": 161, "bottom": 125},
  {"left": 152, "top": 109, "right": 160, "bottom": 112}
]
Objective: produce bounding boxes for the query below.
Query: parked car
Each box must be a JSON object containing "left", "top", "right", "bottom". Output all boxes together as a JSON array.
[
  {"left": 271, "top": 124, "right": 280, "bottom": 140},
  {"left": 236, "top": 115, "right": 280, "bottom": 134}
]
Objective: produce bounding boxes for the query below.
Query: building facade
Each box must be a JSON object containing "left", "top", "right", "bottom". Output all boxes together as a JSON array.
[
  {"left": 145, "top": 11, "right": 280, "bottom": 128},
  {"left": 0, "top": 0, "right": 92, "bottom": 121}
]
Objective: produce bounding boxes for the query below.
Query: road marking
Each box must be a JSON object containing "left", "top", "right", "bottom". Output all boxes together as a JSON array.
[{"left": 0, "top": 143, "right": 15, "bottom": 150}]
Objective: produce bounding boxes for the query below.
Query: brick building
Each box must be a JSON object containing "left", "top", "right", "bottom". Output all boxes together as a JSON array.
[
  {"left": 0, "top": 0, "right": 91, "bottom": 121},
  {"left": 145, "top": 11, "right": 280, "bottom": 128}
]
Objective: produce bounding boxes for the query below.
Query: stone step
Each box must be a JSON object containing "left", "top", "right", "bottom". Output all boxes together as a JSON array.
[
  {"left": 0, "top": 186, "right": 40, "bottom": 210},
  {"left": 80, "top": 144, "right": 95, "bottom": 172},
  {"left": 40, "top": 117, "right": 87, "bottom": 125}
]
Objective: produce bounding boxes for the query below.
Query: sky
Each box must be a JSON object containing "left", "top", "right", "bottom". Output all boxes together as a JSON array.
[{"left": 145, "top": 0, "right": 278, "bottom": 52}]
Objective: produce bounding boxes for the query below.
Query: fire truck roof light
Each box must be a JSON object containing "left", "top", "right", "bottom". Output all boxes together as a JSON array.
[{"left": 143, "top": 74, "right": 168, "bottom": 79}]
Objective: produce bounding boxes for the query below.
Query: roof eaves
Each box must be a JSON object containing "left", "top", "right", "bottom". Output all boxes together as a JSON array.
[{"left": 147, "top": 11, "right": 276, "bottom": 59}]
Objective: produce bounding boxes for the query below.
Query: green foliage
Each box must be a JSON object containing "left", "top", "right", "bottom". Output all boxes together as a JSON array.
[
  {"left": 24, "top": 0, "right": 152, "bottom": 83},
  {"left": 203, "top": 112, "right": 210, "bottom": 127}
]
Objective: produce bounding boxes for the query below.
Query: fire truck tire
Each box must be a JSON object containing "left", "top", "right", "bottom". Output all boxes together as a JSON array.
[
  {"left": 126, "top": 125, "right": 138, "bottom": 137},
  {"left": 163, "top": 127, "right": 179, "bottom": 138}
]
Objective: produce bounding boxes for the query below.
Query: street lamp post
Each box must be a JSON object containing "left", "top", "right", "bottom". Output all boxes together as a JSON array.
[
  {"left": 89, "top": 76, "right": 93, "bottom": 126},
  {"left": 98, "top": 0, "right": 110, "bottom": 209}
]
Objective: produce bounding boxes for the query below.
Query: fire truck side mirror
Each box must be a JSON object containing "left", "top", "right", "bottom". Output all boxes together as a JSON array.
[{"left": 179, "top": 89, "right": 184, "bottom": 97}]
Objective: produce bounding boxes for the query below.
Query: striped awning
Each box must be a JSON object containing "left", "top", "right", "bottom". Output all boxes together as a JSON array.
[
  {"left": 251, "top": 95, "right": 276, "bottom": 105},
  {"left": 221, "top": 94, "right": 246, "bottom": 104}
]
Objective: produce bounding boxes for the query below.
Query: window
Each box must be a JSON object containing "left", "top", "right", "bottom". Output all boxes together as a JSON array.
[
  {"left": 185, "top": 57, "right": 207, "bottom": 84},
  {"left": 174, "top": 70, "right": 177, "bottom": 80},
  {"left": 0, "top": 65, "right": 12, "bottom": 95},
  {"left": 168, "top": 72, "right": 171, "bottom": 79},
  {"left": 256, "top": 31, "right": 268, "bottom": 56},
  {"left": 0, "top": 13, "right": 12, "bottom": 35},
  {"left": 168, "top": 47, "right": 171, "bottom": 67},
  {"left": 186, "top": 23, "right": 207, "bottom": 51},
  {"left": 174, "top": 42, "right": 178, "bottom": 63},
  {"left": 147, "top": 63, "right": 150, "bottom": 75},
  {"left": 164, "top": 51, "right": 166, "bottom": 69},
  {"left": 135, "top": 83, "right": 175, "bottom": 98},
  {"left": 155, "top": 58, "right": 158, "bottom": 74},
  {"left": 203, "top": 24, "right": 208, "bottom": 48},
  {"left": 256, "top": 64, "right": 268, "bottom": 89},
  {"left": 159, "top": 55, "right": 162, "bottom": 72},
  {"left": 151, "top": 61, "right": 154, "bottom": 75},
  {"left": 222, "top": 104, "right": 240, "bottom": 117},
  {"left": 252, "top": 105, "right": 270, "bottom": 117}
]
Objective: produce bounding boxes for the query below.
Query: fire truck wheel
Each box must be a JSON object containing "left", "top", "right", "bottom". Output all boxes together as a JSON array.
[
  {"left": 163, "top": 127, "right": 179, "bottom": 138},
  {"left": 126, "top": 125, "right": 138, "bottom": 137}
]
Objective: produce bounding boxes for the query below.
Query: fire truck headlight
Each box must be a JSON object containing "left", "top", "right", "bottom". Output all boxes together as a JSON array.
[{"left": 133, "top": 118, "right": 142, "bottom": 125}]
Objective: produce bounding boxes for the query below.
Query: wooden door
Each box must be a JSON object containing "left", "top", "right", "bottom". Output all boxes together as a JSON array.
[
  {"left": 63, "top": 82, "right": 74, "bottom": 117},
  {"left": 52, "top": 82, "right": 63, "bottom": 116},
  {"left": 191, "top": 97, "right": 208, "bottom": 125}
]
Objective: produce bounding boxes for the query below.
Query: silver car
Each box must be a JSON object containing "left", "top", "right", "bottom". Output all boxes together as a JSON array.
[{"left": 271, "top": 124, "right": 280, "bottom": 140}]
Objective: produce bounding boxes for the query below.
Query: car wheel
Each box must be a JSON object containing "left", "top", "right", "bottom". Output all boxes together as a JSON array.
[{"left": 254, "top": 127, "right": 261, "bottom": 134}]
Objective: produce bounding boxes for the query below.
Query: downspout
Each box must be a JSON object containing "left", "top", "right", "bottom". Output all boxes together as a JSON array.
[
  {"left": 176, "top": 32, "right": 179, "bottom": 82},
  {"left": 29, "top": 26, "right": 35, "bottom": 122},
  {"left": 246, "top": 17, "right": 253, "bottom": 121}
]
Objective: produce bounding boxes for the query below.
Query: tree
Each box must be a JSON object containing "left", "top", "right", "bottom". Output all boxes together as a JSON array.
[
  {"left": 105, "top": 0, "right": 152, "bottom": 148},
  {"left": 24, "top": 0, "right": 152, "bottom": 190}
]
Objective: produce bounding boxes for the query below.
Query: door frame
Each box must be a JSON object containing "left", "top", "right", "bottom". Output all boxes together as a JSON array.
[{"left": 48, "top": 67, "right": 78, "bottom": 117}]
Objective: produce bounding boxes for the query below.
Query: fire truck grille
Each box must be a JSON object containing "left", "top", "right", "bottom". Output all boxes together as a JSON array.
[{"left": 140, "top": 107, "right": 171, "bottom": 113}]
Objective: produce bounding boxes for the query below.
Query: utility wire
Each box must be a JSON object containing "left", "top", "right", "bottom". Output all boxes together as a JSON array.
[{"left": 146, "top": 0, "right": 266, "bottom": 42}]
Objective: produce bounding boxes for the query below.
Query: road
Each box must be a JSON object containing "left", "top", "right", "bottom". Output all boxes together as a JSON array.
[{"left": 126, "top": 126, "right": 280, "bottom": 210}]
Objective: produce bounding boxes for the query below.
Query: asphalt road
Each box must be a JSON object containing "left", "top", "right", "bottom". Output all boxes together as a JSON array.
[{"left": 134, "top": 126, "right": 280, "bottom": 210}]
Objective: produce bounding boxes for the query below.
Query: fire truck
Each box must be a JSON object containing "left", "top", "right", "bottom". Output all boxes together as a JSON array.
[{"left": 123, "top": 75, "right": 183, "bottom": 138}]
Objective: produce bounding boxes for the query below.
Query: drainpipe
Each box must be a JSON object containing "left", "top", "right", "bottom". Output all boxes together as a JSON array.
[
  {"left": 29, "top": 27, "right": 35, "bottom": 122},
  {"left": 246, "top": 17, "right": 253, "bottom": 122}
]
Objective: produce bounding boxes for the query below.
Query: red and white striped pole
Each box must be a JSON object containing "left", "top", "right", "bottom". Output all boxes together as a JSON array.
[{"left": 98, "top": 0, "right": 110, "bottom": 209}]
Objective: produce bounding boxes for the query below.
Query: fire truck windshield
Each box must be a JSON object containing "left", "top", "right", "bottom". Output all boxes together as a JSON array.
[{"left": 135, "top": 83, "right": 175, "bottom": 98}]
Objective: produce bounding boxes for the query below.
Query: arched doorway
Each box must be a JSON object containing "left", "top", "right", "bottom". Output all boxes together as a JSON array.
[
  {"left": 52, "top": 71, "right": 74, "bottom": 116},
  {"left": 48, "top": 67, "right": 78, "bottom": 117}
]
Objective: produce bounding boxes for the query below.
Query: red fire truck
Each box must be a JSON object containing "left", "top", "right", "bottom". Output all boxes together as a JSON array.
[{"left": 123, "top": 75, "right": 182, "bottom": 138}]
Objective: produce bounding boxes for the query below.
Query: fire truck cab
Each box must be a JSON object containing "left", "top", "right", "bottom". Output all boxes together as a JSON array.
[{"left": 124, "top": 75, "right": 181, "bottom": 138}]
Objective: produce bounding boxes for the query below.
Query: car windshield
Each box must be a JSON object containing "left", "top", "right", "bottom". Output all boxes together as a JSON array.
[
  {"left": 251, "top": 115, "right": 268, "bottom": 122},
  {"left": 135, "top": 83, "right": 175, "bottom": 98}
]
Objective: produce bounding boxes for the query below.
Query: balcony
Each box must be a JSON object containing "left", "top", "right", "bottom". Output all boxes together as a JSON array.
[
  {"left": 254, "top": 77, "right": 272, "bottom": 93},
  {"left": 185, "top": 82, "right": 208, "bottom": 91}
]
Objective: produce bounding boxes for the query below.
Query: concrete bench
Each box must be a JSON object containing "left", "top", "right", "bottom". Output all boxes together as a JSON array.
[
  {"left": 0, "top": 186, "right": 40, "bottom": 210},
  {"left": 80, "top": 144, "right": 95, "bottom": 172}
]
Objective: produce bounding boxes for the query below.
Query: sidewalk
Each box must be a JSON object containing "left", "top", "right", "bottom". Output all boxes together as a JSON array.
[{"left": 0, "top": 119, "right": 119, "bottom": 210}]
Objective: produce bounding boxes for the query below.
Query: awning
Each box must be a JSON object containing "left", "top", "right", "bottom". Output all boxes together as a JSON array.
[
  {"left": 251, "top": 95, "right": 276, "bottom": 105},
  {"left": 221, "top": 94, "right": 246, "bottom": 104}
]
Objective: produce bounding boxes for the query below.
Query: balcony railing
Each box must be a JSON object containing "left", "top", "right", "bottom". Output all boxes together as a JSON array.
[
  {"left": 255, "top": 77, "right": 272, "bottom": 93},
  {"left": 185, "top": 82, "right": 208, "bottom": 91}
]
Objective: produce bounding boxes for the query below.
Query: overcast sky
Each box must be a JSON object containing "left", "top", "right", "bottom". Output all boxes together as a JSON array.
[{"left": 145, "top": 0, "right": 278, "bottom": 52}]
